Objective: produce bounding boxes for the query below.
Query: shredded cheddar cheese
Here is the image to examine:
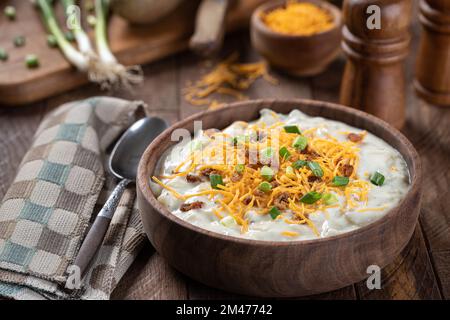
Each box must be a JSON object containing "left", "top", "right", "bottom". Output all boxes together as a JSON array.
[
  {"left": 153, "top": 121, "right": 373, "bottom": 236},
  {"left": 183, "top": 53, "right": 278, "bottom": 109},
  {"left": 263, "top": 1, "right": 334, "bottom": 36}
]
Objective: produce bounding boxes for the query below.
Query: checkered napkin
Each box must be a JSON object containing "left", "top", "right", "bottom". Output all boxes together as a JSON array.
[{"left": 0, "top": 97, "right": 148, "bottom": 300}]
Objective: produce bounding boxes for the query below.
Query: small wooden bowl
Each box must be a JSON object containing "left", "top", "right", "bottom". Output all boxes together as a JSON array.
[
  {"left": 251, "top": 0, "right": 343, "bottom": 76},
  {"left": 137, "top": 99, "right": 421, "bottom": 297}
]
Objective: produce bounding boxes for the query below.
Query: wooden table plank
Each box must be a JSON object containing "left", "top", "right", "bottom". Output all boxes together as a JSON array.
[
  {"left": 0, "top": 103, "right": 48, "bottom": 199},
  {"left": 1, "top": 0, "right": 449, "bottom": 299}
]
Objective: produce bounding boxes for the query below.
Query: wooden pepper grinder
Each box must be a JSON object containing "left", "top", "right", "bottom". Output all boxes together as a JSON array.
[
  {"left": 340, "top": 0, "right": 412, "bottom": 129},
  {"left": 415, "top": 0, "right": 450, "bottom": 106}
]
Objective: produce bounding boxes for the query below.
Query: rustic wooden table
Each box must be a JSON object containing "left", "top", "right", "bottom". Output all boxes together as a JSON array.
[{"left": 1, "top": 1, "right": 449, "bottom": 300}]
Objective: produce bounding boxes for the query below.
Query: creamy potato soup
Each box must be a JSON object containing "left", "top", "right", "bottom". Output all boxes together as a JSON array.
[{"left": 151, "top": 109, "right": 410, "bottom": 241}]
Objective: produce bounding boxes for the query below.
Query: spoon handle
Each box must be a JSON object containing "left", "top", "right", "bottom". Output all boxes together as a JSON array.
[{"left": 72, "top": 178, "right": 132, "bottom": 278}]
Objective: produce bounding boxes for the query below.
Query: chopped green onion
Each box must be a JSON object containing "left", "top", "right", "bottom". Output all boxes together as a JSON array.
[
  {"left": 210, "top": 174, "right": 224, "bottom": 189},
  {"left": 292, "top": 136, "right": 308, "bottom": 150},
  {"left": 4, "top": 6, "right": 16, "bottom": 20},
  {"left": 307, "top": 161, "right": 323, "bottom": 177},
  {"left": 300, "top": 191, "right": 322, "bottom": 204},
  {"left": 231, "top": 135, "right": 247, "bottom": 145},
  {"left": 260, "top": 147, "right": 274, "bottom": 162},
  {"left": 0, "top": 48, "right": 8, "bottom": 61},
  {"left": 25, "top": 54, "right": 39, "bottom": 68},
  {"left": 370, "top": 171, "right": 385, "bottom": 186},
  {"left": 220, "top": 215, "right": 237, "bottom": 228},
  {"left": 47, "top": 34, "right": 58, "bottom": 48},
  {"left": 13, "top": 35, "right": 25, "bottom": 47},
  {"left": 284, "top": 125, "right": 301, "bottom": 134},
  {"left": 332, "top": 176, "right": 349, "bottom": 187},
  {"left": 285, "top": 166, "right": 296, "bottom": 178},
  {"left": 322, "top": 193, "right": 338, "bottom": 205},
  {"left": 235, "top": 164, "right": 245, "bottom": 174},
  {"left": 258, "top": 181, "right": 272, "bottom": 193},
  {"left": 260, "top": 165, "right": 274, "bottom": 181},
  {"left": 189, "top": 140, "right": 202, "bottom": 152},
  {"left": 87, "top": 14, "right": 97, "bottom": 27},
  {"left": 292, "top": 160, "right": 307, "bottom": 169},
  {"left": 269, "top": 206, "right": 281, "bottom": 219},
  {"left": 65, "top": 31, "right": 75, "bottom": 42},
  {"left": 279, "top": 147, "right": 291, "bottom": 160}
]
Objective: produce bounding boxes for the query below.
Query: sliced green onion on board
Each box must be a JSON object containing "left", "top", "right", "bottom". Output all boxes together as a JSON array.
[
  {"left": 370, "top": 171, "right": 385, "bottom": 186},
  {"left": 300, "top": 191, "right": 322, "bottom": 204},
  {"left": 4, "top": 6, "right": 16, "bottom": 20},
  {"left": 332, "top": 176, "right": 349, "bottom": 187},
  {"left": 0, "top": 49, "right": 8, "bottom": 61},
  {"left": 292, "top": 160, "right": 307, "bottom": 169},
  {"left": 47, "top": 34, "right": 58, "bottom": 47},
  {"left": 269, "top": 206, "right": 281, "bottom": 219},
  {"left": 322, "top": 193, "right": 338, "bottom": 205},
  {"left": 260, "top": 166, "right": 274, "bottom": 181},
  {"left": 307, "top": 161, "right": 323, "bottom": 177},
  {"left": 210, "top": 174, "right": 224, "bottom": 189},
  {"left": 14, "top": 35, "right": 25, "bottom": 47},
  {"left": 292, "top": 136, "right": 308, "bottom": 150},
  {"left": 258, "top": 181, "right": 272, "bottom": 193},
  {"left": 284, "top": 125, "right": 301, "bottom": 134},
  {"left": 25, "top": 54, "right": 39, "bottom": 68},
  {"left": 279, "top": 147, "right": 291, "bottom": 160}
]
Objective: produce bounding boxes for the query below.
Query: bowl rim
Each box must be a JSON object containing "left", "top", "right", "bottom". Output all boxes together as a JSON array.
[
  {"left": 251, "top": 0, "right": 343, "bottom": 40},
  {"left": 137, "top": 98, "right": 421, "bottom": 247}
]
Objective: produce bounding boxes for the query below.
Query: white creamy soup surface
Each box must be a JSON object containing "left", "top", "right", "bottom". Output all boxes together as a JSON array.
[{"left": 151, "top": 109, "right": 410, "bottom": 241}]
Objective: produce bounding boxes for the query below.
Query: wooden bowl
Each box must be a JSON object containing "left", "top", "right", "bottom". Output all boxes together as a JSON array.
[
  {"left": 137, "top": 99, "right": 421, "bottom": 297},
  {"left": 251, "top": 0, "right": 343, "bottom": 76}
]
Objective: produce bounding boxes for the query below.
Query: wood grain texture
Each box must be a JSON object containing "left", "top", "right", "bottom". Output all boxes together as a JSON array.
[
  {"left": 356, "top": 227, "right": 441, "bottom": 299},
  {"left": 0, "top": 0, "right": 269, "bottom": 106},
  {"left": 1, "top": 2, "right": 449, "bottom": 298},
  {"left": 137, "top": 99, "right": 422, "bottom": 297},
  {"left": 111, "top": 243, "right": 188, "bottom": 300}
]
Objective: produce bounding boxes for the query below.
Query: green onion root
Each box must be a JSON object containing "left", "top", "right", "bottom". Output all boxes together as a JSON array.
[{"left": 95, "top": 0, "right": 143, "bottom": 89}]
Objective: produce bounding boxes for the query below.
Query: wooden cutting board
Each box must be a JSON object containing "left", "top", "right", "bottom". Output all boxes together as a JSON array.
[{"left": 0, "top": 0, "right": 268, "bottom": 106}]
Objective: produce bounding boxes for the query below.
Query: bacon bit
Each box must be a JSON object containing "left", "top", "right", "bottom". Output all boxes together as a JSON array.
[
  {"left": 230, "top": 172, "right": 242, "bottom": 182},
  {"left": 247, "top": 163, "right": 260, "bottom": 170},
  {"left": 274, "top": 192, "right": 290, "bottom": 210},
  {"left": 253, "top": 189, "right": 265, "bottom": 197},
  {"left": 186, "top": 174, "right": 202, "bottom": 183},
  {"left": 301, "top": 147, "right": 320, "bottom": 159},
  {"left": 342, "top": 164, "right": 354, "bottom": 177},
  {"left": 308, "top": 175, "right": 321, "bottom": 183},
  {"left": 200, "top": 168, "right": 220, "bottom": 178},
  {"left": 348, "top": 133, "right": 363, "bottom": 143},
  {"left": 180, "top": 201, "right": 204, "bottom": 212},
  {"left": 242, "top": 196, "right": 252, "bottom": 205}
]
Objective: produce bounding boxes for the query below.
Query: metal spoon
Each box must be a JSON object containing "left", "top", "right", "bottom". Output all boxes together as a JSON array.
[{"left": 73, "top": 117, "right": 168, "bottom": 278}]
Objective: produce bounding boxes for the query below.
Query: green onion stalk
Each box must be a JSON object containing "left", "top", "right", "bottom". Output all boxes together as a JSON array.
[
  {"left": 95, "top": 0, "right": 143, "bottom": 89},
  {"left": 60, "top": 0, "right": 95, "bottom": 55},
  {"left": 37, "top": 0, "right": 107, "bottom": 86}
]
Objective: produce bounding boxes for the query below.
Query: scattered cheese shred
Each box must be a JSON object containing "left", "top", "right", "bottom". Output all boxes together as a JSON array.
[{"left": 184, "top": 53, "right": 278, "bottom": 109}]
